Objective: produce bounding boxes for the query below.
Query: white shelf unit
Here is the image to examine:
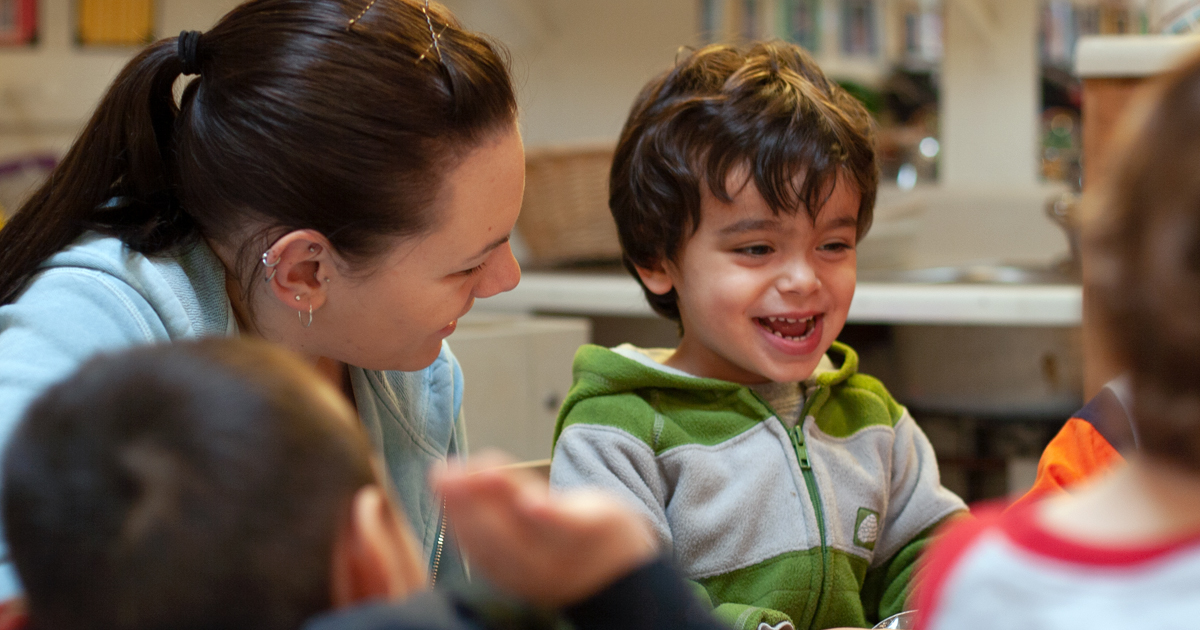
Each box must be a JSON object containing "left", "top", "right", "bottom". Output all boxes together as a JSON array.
[{"left": 475, "top": 272, "right": 1083, "bottom": 327}]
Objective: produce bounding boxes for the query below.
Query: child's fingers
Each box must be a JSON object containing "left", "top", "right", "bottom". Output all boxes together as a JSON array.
[
  {"left": 518, "top": 488, "right": 637, "bottom": 539},
  {"left": 438, "top": 457, "right": 555, "bottom": 528},
  {"left": 441, "top": 469, "right": 547, "bottom": 552},
  {"left": 432, "top": 450, "right": 515, "bottom": 487}
]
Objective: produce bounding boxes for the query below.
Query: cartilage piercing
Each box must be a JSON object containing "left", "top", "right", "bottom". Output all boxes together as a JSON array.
[{"left": 262, "top": 250, "right": 281, "bottom": 283}]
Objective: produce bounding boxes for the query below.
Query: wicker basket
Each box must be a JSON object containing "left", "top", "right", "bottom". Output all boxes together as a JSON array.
[{"left": 517, "top": 143, "right": 622, "bottom": 267}]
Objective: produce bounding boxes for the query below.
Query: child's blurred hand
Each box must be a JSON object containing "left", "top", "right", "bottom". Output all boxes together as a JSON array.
[{"left": 432, "top": 451, "right": 658, "bottom": 608}]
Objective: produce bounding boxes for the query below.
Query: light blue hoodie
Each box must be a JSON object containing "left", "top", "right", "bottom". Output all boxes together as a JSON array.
[{"left": 0, "top": 233, "right": 468, "bottom": 595}]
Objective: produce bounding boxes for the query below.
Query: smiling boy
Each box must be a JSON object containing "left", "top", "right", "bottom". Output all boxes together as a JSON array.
[{"left": 549, "top": 43, "right": 966, "bottom": 630}]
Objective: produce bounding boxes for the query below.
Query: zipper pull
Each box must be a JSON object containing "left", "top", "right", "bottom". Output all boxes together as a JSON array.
[{"left": 789, "top": 427, "right": 812, "bottom": 470}]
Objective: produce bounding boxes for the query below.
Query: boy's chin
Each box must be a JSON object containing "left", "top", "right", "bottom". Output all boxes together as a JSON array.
[
  {"left": 750, "top": 358, "right": 826, "bottom": 384},
  {"left": 754, "top": 337, "right": 844, "bottom": 382}
]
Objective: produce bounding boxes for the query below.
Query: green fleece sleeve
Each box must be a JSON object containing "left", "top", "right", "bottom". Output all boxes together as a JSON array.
[
  {"left": 685, "top": 580, "right": 793, "bottom": 630},
  {"left": 860, "top": 515, "right": 963, "bottom": 622},
  {"left": 711, "top": 603, "right": 794, "bottom": 630}
]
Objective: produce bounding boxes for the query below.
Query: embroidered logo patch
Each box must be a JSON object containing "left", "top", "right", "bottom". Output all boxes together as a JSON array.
[{"left": 854, "top": 508, "right": 879, "bottom": 550}]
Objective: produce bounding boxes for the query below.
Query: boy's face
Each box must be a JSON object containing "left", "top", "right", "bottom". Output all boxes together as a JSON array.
[{"left": 639, "top": 170, "right": 859, "bottom": 384}]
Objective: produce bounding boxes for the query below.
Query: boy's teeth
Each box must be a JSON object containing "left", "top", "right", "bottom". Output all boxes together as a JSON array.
[{"left": 758, "top": 315, "right": 817, "bottom": 340}]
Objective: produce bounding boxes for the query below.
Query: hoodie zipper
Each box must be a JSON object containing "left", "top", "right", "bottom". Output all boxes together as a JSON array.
[
  {"left": 788, "top": 423, "right": 830, "bottom": 628},
  {"left": 749, "top": 389, "right": 831, "bottom": 630},
  {"left": 429, "top": 498, "right": 447, "bottom": 587}
]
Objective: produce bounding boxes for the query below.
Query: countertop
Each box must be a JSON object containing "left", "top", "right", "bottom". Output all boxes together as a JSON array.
[
  {"left": 474, "top": 270, "right": 1082, "bottom": 327},
  {"left": 1076, "top": 34, "right": 1200, "bottom": 78}
]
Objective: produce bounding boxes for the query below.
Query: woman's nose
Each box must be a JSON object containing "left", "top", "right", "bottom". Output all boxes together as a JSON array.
[{"left": 473, "top": 245, "right": 521, "bottom": 299}]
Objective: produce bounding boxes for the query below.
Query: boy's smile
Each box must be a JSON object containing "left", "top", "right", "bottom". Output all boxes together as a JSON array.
[{"left": 637, "top": 170, "right": 860, "bottom": 384}]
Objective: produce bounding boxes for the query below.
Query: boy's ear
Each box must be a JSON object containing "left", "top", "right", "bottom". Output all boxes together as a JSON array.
[
  {"left": 330, "top": 486, "right": 428, "bottom": 608},
  {"left": 634, "top": 261, "right": 676, "bottom": 296}
]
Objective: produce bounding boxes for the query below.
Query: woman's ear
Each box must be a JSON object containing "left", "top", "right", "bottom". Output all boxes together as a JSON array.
[
  {"left": 634, "top": 260, "right": 676, "bottom": 296},
  {"left": 330, "top": 486, "right": 428, "bottom": 609},
  {"left": 263, "top": 230, "right": 336, "bottom": 313}
]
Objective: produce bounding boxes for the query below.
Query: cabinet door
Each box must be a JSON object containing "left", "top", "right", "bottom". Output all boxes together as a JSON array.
[{"left": 451, "top": 316, "right": 589, "bottom": 462}]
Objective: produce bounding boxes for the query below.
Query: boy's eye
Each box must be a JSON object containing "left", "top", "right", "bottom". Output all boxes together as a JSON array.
[
  {"left": 820, "top": 242, "right": 853, "bottom": 253},
  {"left": 736, "top": 244, "right": 773, "bottom": 256}
]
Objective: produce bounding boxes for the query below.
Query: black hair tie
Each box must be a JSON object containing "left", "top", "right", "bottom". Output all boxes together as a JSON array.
[{"left": 177, "top": 30, "right": 204, "bottom": 76}]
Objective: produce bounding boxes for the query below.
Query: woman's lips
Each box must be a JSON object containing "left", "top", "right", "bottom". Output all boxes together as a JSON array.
[{"left": 438, "top": 301, "right": 475, "bottom": 338}]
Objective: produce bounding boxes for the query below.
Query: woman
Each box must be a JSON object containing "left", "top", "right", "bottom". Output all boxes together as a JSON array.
[{"left": 0, "top": 0, "right": 522, "bottom": 595}]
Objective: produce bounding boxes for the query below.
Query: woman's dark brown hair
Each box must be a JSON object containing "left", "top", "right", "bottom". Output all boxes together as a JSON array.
[
  {"left": 609, "top": 42, "right": 877, "bottom": 322},
  {"left": 0, "top": 0, "right": 516, "bottom": 306},
  {"left": 1088, "top": 50, "right": 1200, "bottom": 472}
]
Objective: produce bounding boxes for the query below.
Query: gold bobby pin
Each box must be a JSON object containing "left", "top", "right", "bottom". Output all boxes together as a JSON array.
[
  {"left": 347, "top": 0, "right": 379, "bottom": 30},
  {"left": 416, "top": 0, "right": 444, "bottom": 64}
]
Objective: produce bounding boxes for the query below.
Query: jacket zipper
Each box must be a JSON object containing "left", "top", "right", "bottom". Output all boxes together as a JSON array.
[
  {"left": 429, "top": 498, "right": 447, "bottom": 587},
  {"left": 748, "top": 389, "right": 832, "bottom": 630},
  {"left": 789, "top": 423, "right": 830, "bottom": 630}
]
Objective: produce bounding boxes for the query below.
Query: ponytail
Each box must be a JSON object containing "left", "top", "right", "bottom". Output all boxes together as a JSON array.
[
  {"left": 0, "top": 0, "right": 516, "bottom": 307},
  {"left": 0, "top": 38, "right": 191, "bottom": 305}
]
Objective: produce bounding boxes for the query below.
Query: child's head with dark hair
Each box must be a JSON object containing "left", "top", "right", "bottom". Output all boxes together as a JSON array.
[
  {"left": 1087, "top": 51, "right": 1200, "bottom": 474},
  {"left": 2, "top": 339, "right": 421, "bottom": 630},
  {"left": 610, "top": 41, "right": 877, "bottom": 383}
]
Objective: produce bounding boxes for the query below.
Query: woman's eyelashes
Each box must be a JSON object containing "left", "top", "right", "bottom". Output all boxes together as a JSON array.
[{"left": 460, "top": 262, "right": 487, "bottom": 276}]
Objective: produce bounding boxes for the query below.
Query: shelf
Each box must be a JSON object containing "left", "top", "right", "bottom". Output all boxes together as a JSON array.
[{"left": 474, "top": 271, "right": 1082, "bottom": 327}]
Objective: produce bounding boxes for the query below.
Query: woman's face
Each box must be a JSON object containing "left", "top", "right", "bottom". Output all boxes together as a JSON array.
[{"left": 317, "top": 127, "right": 525, "bottom": 371}]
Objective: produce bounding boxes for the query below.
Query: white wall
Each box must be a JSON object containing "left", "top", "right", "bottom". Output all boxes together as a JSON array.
[
  {"left": 0, "top": 0, "right": 697, "bottom": 158},
  {"left": 444, "top": 0, "right": 699, "bottom": 147},
  {"left": 0, "top": 0, "right": 240, "bottom": 159},
  {"left": 0, "top": 0, "right": 240, "bottom": 213},
  {"left": 940, "top": 0, "right": 1040, "bottom": 188}
]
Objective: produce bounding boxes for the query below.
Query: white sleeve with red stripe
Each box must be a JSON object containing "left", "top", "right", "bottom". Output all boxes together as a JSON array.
[{"left": 915, "top": 503, "right": 1200, "bottom": 630}]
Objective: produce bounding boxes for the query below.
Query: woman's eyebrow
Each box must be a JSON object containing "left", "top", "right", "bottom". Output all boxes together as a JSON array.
[{"left": 465, "top": 233, "right": 511, "bottom": 262}]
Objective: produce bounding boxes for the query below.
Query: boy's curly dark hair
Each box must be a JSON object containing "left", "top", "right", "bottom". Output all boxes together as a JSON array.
[
  {"left": 1088, "top": 50, "right": 1200, "bottom": 472},
  {"left": 3, "top": 339, "right": 376, "bottom": 630},
  {"left": 609, "top": 41, "right": 878, "bottom": 322}
]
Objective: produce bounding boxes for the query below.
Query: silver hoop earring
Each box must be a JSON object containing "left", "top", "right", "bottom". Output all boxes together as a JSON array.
[
  {"left": 262, "top": 250, "right": 281, "bottom": 283},
  {"left": 299, "top": 303, "right": 314, "bottom": 328}
]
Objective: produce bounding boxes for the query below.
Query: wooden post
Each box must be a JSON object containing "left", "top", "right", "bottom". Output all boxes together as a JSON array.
[{"left": 1079, "top": 77, "right": 1144, "bottom": 399}]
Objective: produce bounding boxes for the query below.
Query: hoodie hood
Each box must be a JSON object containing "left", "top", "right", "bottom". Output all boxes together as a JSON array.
[{"left": 39, "top": 233, "right": 231, "bottom": 337}]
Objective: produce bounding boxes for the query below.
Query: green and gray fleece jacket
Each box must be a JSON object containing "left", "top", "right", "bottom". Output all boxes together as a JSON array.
[{"left": 549, "top": 342, "right": 966, "bottom": 630}]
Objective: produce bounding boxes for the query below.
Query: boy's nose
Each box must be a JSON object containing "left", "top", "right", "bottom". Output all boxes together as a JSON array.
[{"left": 776, "top": 260, "right": 820, "bottom": 295}]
